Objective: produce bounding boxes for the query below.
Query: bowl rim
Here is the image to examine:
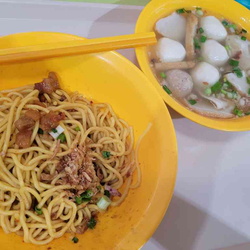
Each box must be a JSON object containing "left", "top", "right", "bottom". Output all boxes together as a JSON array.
[
  {"left": 135, "top": 0, "right": 250, "bottom": 131},
  {"left": 0, "top": 31, "right": 178, "bottom": 249}
]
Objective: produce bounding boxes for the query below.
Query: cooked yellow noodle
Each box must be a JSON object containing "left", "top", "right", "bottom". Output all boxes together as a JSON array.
[{"left": 0, "top": 84, "right": 149, "bottom": 245}]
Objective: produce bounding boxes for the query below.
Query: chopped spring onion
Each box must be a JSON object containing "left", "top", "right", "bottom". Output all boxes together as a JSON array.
[
  {"left": 233, "top": 107, "right": 243, "bottom": 117},
  {"left": 241, "top": 36, "right": 247, "bottom": 41},
  {"left": 221, "top": 90, "right": 235, "bottom": 99},
  {"left": 229, "top": 59, "right": 239, "bottom": 67},
  {"left": 222, "top": 20, "right": 229, "bottom": 27},
  {"left": 87, "top": 217, "right": 97, "bottom": 229},
  {"left": 163, "top": 85, "right": 172, "bottom": 94},
  {"left": 211, "top": 82, "right": 223, "bottom": 93},
  {"left": 176, "top": 8, "right": 186, "bottom": 14},
  {"left": 75, "top": 126, "right": 81, "bottom": 131},
  {"left": 75, "top": 190, "right": 93, "bottom": 204},
  {"left": 102, "top": 151, "right": 111, "bottom": 159},
  {"left": 248, "top": 88, "right": 250, "bottom": 95},
  {"left": 232, "top": 91, "right": 238, "bottom": 99},
  {"left": 197, "top": 56, "right": 203, "bottom": 62},
  {"left": 188, "top": 100, "right": 197, "bottom": 105},
  {"left": 221, "top": 89, "right": 228, "bottom": 95},
  {"left": 38, "top": 128, "right": 44, "bottom": 134},
  {"left": 196, "top": 9, "right": 203, "bottom": 16},
  {"left": 247, "top": 77, "right": 250, "bottom": 84},
  {"left": 229, "top": 27, "right": 236, "bottom": 34},
  {"left": 228, "top": 23, "right": 237, "bottom": 30},
  {"left": 160, "top": 72, "right": 167, "bottom": 79},
  {"left": 200, "top": 35, "right": 207, "bottom": 43},
  {"left": 104, "top": 190, "right": 111, "bottom": 198},
  {"left": 81, "top": 190, "right": 93, "bottom": 199},
  {"left": 241, "top": 28, "right": 247, "bottom": 33},
  {"left": 35, "top": 206, "right": 43, "bottom": 215},
  {"left": 204, "top": 88, "right": 212, "bottom": 96},
  {"left": 97, "top": 185, "right": 102, "bottom": 191},
  {"left": 72, "top": 237, "right": 79, "bottom": 243},
  {"left": 223, "top": 80, "right": 233, "bottom": 88},
  {"left": 196, "top": 10, "right": 203, "bottom": 16},
  {"left": 49, "top": 125, "right": 65, "bottom": 139},
  {"left": 225, "top": 45, "right": 231, "bottom": 52},
  {"left": 196, "top": 7, "right": 202, "bottom": 10},
  {"left": 227, "top": 92, "right": 234, "bottom": 99},
  {"left": 97, "top": 196, "right": 111, "bottom": 210},
  {"left": 198, "top": 27, "right": 204, "bottom": 34},
  {"left": 57, "top": 133, "right": 66, "bottom": 143},
  {"left": 75, "top": 196, "right": 83, "bottom": 205},
  {"left": 194, "top": 38, "right": 201, "bottom": 49},
  {"left": 233, "top": 67, "right": 243, "bottom": 78}
]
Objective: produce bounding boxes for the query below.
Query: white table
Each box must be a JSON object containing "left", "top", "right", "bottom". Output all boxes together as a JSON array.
[{"left": 1, "top": 1, "right": 250, "bottom": 249}]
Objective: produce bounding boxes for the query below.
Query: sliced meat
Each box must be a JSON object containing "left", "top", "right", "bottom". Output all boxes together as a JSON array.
[
  {"left": 16, "top": 130, "right": 33, "bottom": 148},
  {"left": 25, "top": 110, "right": 41, "bottom": 121},
  {"left": 185, "top": 14, "right": 198, "bottom": 60},
  {"left": 76, "top": 219, "right": 88, "bottom": 234},
  {"left": 59, "top": 95, "right": 67, "bottom": 102},
  {"left": 40, "top": 173, "right": 57, "bottom": 181},
  {"left": 40, "top": 111, "right": 65, "bottom": 131},
  {"left": 56, "top": 146, "right": 100, "bottom": 193},
  {"left": 155, "top": 61, "right": 196, "bottom": 71},
  {"left": 51, "top": 212, "right": 57, "bottom": 220},
  {"left": 34, "top": 72, "right": 60, "bottom": 94},
  {"left": 32, "top": 100, "right": 47, "bottom": 108},
  {"left": 15, "top": 116, "right": 35, "bottom": 131},
  {"left": 38, "top": 94, "right": 47, "bottom": 103},
  {"left": 39, "top": 134, "right": 53, "bottom": 142}
]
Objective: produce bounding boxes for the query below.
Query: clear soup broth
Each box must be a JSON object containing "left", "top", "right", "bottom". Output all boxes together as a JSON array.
[{"left": 149, "top": 7, "right": 250, "bottom": 119}]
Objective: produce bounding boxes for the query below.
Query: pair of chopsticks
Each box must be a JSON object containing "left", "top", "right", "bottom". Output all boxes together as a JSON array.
[{"left": 0, "top": 32, "right": 156, "bottom": 64}]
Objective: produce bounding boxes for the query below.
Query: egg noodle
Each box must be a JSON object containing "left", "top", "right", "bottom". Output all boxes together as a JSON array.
[{"left": 0, "top": 82, "right": 145, "bottom": 245}]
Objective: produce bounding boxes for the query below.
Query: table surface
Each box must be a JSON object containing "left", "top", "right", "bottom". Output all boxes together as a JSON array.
[{"left": 1, "top": 1, "right": 250, "bottom": 249}]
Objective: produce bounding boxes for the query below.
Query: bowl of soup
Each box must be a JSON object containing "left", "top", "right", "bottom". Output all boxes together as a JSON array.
[{"left": 135, "top": 0, "right": 250, "bottom": 131}]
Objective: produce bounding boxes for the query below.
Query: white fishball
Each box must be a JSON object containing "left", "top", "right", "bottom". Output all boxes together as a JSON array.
[
  {"left": 190, "top": 62, "right": 220, "bottom": 92},
  {"left": 155, "top": 38, "right": 186, "bottom": 63},
  {"left": 201, "top": 40, "right": 229, "bottom": 66},
  {"left": 166, "top": 70, "right": 193, "bottom": 98},
  {"left": 155, "top": 12, "right": 187, "bottom": 42},
  {"left": 225, "top": 35, "right": 249, "bottom": 57},
  {"left": 200, "top": 16, "right": 227, "bottom": 42}
]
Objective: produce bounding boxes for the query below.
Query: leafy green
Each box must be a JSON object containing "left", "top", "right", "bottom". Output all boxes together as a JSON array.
[
  {"left": 233, "top": 107, "right": 243, "bottom": 117},
  {"left": 35, "top": 206, "right": 43, "bottom": 215},
  {"left": 160, "top": 72, "right": 167, "bottom": 79},
  {"left": 102, "top": 151, "right": 111, "bottom": 159},
  {"left": 57, "top": 133, "right": 66, "bottom": 142},
  {"left": 104, "top": 190, "right": 111, "bottom": 198},
  {"left": 211, "top": 82, "right": 223, "bottom": 93},
  {"left": 163, "top": 85, "right": 172, "bottom": 95},
  {"left": 188, "top": 100, "right": 197, "bottom": 105},
  {"left": 72, "top": 237, "right": 79, "bottom": 243},
  {"left": 87, "top": 217, "right": 97, "bottom": 229}
]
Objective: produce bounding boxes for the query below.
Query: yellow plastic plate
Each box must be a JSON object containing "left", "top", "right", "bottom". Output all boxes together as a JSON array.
[
  {"left": 136, "top": 0, "right": 250, "bottom": 131},
  {"left": 0, "top": 32, "right": 177, "bottom": 250}
]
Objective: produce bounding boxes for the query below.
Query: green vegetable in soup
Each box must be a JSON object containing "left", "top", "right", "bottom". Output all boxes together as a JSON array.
[{"left": 188, "top": 100, "right": 197, "bottom": 105}]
